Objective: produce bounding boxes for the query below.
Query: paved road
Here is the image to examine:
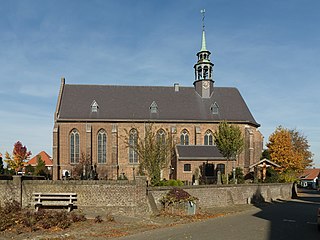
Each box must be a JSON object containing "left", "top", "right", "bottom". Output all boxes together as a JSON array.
[{"left": 114, "top": 189, "right": 320, "bottom": 240}]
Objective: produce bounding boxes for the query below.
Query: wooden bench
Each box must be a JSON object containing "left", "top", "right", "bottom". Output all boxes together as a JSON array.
[{"left": 33, "top": 193, "right": 77, "bottom": 212}]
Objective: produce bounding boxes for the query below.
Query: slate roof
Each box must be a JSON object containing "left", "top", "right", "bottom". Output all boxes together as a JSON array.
[
  {"left": 176, "top": 145, "right": 226, "bottom": 160},
  {"left": 27, "top": 151, "right": 53, "bottom": 167},
  {"left": 57, "top": 84, "right": 259, "bottom": 126}
]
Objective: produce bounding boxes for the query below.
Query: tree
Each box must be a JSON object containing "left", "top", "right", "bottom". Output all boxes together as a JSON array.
[
  {"left": 261, "top": 149, "right": 270, "bottom": 160},
  {"left": 267, "top": 126, "right": 313, "bottom": 176},
  {"left": 213, "top": 121, "right": 244, "bottom": 184},
  {"left": 290, "top": 129, "right": 313, "bottom": 170},
  {"left": 5, "top": 141, "right": 31, "bottom": 174},
  {"left": 72, "top": 152, "right": 91, "bottom": 179},
  {"left": 34, "top": 155, "right": 50, "bottom": 178},
  {"left": 0, "top": 153, "right": 4, "bottom": 174},
  {"left": 25, "top": 164, "right": 35, "bottom": 175},
  {"left": 123, "top": 124, "right": 174, "bottom": 185}
]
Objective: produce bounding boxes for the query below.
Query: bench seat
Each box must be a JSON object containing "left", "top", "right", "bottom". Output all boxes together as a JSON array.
[{"left": 33, "top": 192, "right": 77, "bottom": 212}]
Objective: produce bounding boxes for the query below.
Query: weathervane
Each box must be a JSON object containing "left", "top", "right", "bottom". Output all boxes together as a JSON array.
[{"left": 201, "top": 9, "right": 206, "bottom": 30}]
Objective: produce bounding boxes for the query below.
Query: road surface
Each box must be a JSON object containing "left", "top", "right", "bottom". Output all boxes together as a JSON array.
[{"left": 114, "top": 189, "right": 320, "bottom": 240}]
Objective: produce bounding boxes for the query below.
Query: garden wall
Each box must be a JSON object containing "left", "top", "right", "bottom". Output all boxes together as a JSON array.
[
  {"left": 0, "top": 177, "right": 293, "bottom": 216},
  {"left": 148, "top": 183, "right": 293, "bottom": 211},
  {"left": 0, "top": 176, "right": 149, "bottom": 216}
]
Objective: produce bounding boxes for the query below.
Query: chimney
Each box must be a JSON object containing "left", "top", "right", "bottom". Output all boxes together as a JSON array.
[{"left": 174, "top": 83, "right": 179, "bottom": 92}]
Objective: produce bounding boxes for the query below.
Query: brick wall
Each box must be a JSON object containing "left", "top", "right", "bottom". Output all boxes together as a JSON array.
[{"left": 54, "top": 121, "right": 263, "bottom": 181}]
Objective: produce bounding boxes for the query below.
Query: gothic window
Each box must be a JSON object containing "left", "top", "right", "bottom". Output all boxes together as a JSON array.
[
  {"left": 180, "top": 129, "right": 189, "bottom": 145},
  {"left": 156, "top": 129, "right": 166, "bottom": 145},
  {"left": 70, "top": 129, "right": 80, "bottom": 164},
  {"left": 129, "top": 129, "right": 138, "bottom": 164},
  {"left": 97, "top": 129, "right": 107, "bottom": 164},
  {"left": 211, "top": 102, "right": 219, "bottom": 114},
  {"left": 204, "top": 130, "right": 214, "bottom": 145},
  {"left": 184, "top": 164, "right": 191, "bottom": 172},
  {"left": 217, "top": 163, "right": 225, "bottom": 174}
]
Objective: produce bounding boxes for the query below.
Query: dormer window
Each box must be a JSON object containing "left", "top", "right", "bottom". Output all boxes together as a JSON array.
[
  {"left": 150, "top": 101, "right": 158, "bottom": 114},
  {"left": 211, "top": 102, "right": 219, "bottom": 114},
  {"left": 91, "top": 100, "right": 99, "bottom": 113}
]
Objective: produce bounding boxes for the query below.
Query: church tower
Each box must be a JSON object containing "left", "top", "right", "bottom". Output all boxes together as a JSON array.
[{"left": 194, "top": 9, "right": 214, "bottom": 98}]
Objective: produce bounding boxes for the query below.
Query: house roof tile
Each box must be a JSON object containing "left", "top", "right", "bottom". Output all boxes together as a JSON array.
[
  {"left": 300, "top": 168, "right": 320, "bottom": 181},
  {"left": 27, "top": 151, "right": 53, "bottom": 167}
]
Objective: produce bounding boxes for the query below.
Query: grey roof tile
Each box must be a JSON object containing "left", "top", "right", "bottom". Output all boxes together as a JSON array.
[
  {"left": 176, "top": 145, "right": 226, "bottom": 160},
  {"left": 57, "top": 84, "right": 259, "bottom": 126}
]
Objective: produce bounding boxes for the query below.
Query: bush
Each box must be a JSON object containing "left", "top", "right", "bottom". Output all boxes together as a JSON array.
[
  {"left": 279, "top": 170, "right": 298, "bottom": 183},
  {"left": 0, "top": 200, "right": 88, "bottom": 233},
  {"left": 229, "top": 167, "right": 245, "bottom": 184},
  {"left": 155, "top": 179, "right": 184, "bottom": 186},
  {"left": 160, "top": 187, "right": 198, "bottom": 207},
  {"left": 265, "top": 168, "right": 280, "bottom": 183}
]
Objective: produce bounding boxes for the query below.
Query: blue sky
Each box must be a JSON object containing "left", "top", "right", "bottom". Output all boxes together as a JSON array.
[{"left": 1, "top": 0, "right": 319, "bottom": 167}]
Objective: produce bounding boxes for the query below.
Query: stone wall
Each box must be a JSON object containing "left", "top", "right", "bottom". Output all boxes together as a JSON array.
[
  {"left": 0, "top": 176, "right": 149, "bottom": 217},
  {"left": 0, "top": 176, "right": 293, "bottom": 216},
  {"left": 149, "top": 183, "right": 293, "bottom": 211},
  {"left": 0, "top": 177, "right": 21, "bottom": 204}
]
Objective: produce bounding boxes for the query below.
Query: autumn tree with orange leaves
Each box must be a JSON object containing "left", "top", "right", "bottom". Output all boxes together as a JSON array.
[
  {"left": 267, "top": 126, "right": 313, "bottom": 176},
  {"left": 5, "top": 141, "right": 32, "bottom": 174}
]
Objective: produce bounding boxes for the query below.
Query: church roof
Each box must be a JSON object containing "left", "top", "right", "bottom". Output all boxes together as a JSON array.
[{"left": 56, "top": 83, "right": 259, "bottom": 126}]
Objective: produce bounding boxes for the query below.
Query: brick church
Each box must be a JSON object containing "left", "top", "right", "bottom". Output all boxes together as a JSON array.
[{"left": 52, "top": 19, "right": 263, "bottom": 182}]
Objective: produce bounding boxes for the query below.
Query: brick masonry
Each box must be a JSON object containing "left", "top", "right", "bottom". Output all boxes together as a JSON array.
[{"left": 53, "top": 121, "right": 263, "bottom": 182}]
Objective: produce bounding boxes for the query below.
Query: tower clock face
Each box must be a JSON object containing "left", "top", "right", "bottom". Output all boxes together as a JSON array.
[{"left": 202, "top": 81, "right": 210, "bottom": 89}]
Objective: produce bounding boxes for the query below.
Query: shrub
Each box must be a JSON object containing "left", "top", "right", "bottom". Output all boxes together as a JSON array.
[
  {"left": 265, "top": 168, "right": 280, "bottom": 183},
  {"left": 155, "top": 179, "right": 184, "bottom": 186},
  {"left": 0, "top": 200, "right": 88, "bottom": 233},
  {"left": 160, "top": 187, "right": 198, "bottom": 207}
]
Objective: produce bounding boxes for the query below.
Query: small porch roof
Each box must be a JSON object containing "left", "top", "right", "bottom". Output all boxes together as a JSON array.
[
  {"left": 249, "top": 158, "right": 280, "bottom": 169},
  {"left": 176, "top": 145, "right": 227, "bottom": 161}
]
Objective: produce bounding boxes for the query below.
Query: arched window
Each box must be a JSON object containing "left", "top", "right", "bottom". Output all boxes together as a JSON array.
[
  {"left": 129, "top": 129, "right": 138, "bottom": 164},
  {"left": 180, "top": 129, "right": 189, "bottom": 145},
  {"left": 204, "top": 130, "right": 214, "bottom": 145},
  {"left": 217, "top": 164, "right": 225, "bottom": 174},
  {"left": 97, "top": 129, "right": 107, "bottom": 164},
  {"left": 156, "top": 129, "right": 166, "bottom": 145},
  {"left": 70, "top": 129, "right": 80, "bottom": 164}
]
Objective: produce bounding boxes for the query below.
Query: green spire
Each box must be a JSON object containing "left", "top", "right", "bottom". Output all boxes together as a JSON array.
[{"left": 200, "top": 29, "right": 207, "bottom": 52}]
